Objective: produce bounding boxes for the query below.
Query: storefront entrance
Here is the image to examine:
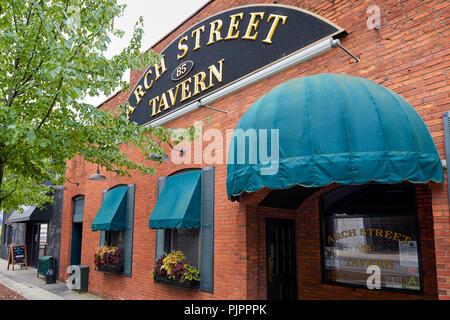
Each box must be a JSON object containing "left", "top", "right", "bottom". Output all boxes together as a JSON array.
[
  {"left": 266, "top": 218, "right": 297, "bottom": 300},
  {"left": 70, "top": 223, "right": 83, "bottom": 265},
  {"left": 25, "top": 223, "right": 40, "bottom": 267}
]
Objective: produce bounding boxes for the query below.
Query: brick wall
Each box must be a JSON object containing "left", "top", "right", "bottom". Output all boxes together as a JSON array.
[{"left": 59, "top": 0, "right": 450, "bottom": 299}]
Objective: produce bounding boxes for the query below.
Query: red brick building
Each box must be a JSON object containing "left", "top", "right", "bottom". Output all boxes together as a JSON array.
[{"left": 59, "top": 0, "right": 450, "bottom": 300}]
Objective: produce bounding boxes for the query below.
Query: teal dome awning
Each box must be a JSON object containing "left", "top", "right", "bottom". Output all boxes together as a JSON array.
[{"left": 226, "top": 73, "right": 444, "bottom": 199}]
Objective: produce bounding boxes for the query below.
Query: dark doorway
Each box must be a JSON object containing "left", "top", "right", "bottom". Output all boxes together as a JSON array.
[
  {"left": 266, "top": 218, "right": 297, "bottom": 300},
  {"left": 26, "top": 223, "right": 40, "bottom": 267},
  {"left": 70, "top": 223, "right": 83, "bottom": 265}
]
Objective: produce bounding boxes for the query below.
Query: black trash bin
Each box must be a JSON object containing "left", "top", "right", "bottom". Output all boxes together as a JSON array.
[{"left": 45, "top": 256, "right": 56, "bottom": 284}]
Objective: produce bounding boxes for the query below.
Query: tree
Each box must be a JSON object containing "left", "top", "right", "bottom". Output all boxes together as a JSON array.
[{"left": 0, "top": 0, "right": 191, "bottom": 211}]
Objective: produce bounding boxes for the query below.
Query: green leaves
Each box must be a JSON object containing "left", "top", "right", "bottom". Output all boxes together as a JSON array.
[
  {"left": 0, "top": 0, "right": 194, "bottom": 211},
  {"left": 181, "top": 264, "right": 201, "bottom": 283}
]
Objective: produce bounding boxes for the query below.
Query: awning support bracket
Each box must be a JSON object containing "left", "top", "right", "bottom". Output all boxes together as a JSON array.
[
  {"left": 331, "top": 39, "right": 360, "bottom": 63},
  {"left": 199, "top": 103, "right": 228, "bottom": 115}
]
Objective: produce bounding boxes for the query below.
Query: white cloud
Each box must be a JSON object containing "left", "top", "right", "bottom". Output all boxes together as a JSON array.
[{"left": 85, "top": 0, "right": 210, "bottom": 106}]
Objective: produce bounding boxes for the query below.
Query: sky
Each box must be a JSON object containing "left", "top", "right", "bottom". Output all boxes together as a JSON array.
[{"left": 85, "top": 0, "right": 211, "bottom": 106}]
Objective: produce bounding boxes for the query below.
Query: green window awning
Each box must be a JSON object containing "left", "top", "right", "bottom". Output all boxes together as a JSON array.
[
  {"left": 149, "top": 170, "right": 201, "bottom": 229},
  {"left": 226, "top": 73, "right": 444, "bottom": 199},
  {"left": 91, "top": 186, "right": 128, "bottom": 231}
]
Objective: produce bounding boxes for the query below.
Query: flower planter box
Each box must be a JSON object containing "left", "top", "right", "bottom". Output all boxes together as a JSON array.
[
  {"left": 154, "top": 276, "right": 199, "bottom": 289},
  {"left": 96, "top": 264, "right": 123, "bottom": 275}
]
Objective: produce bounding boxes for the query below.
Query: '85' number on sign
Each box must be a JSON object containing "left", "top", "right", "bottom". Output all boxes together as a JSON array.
[
  {"left": 176, "top": 63, "right": 187, "bottom": 77},
  {"left": 170, "top": 60, "right": 193, "bottom": 81}
]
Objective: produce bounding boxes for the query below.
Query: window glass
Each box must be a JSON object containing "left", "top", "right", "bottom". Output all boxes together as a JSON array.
[
  {"left": 104, "top": 185, "right": 127, "bottom": 251},
  {"left": 165, "top": 229, "right": 199, "bottom": 267},
  {"left": 7, "top": 225, "right": 13, "bottom": 245},
  {"left": 39, "top": 224, "right": 48, "bottom": 257},
  {"left": 321, "top": 184, "right": 422, "bottom": 293},
  {"left": 105, "top": 231, "right": 125, "bottom": 251},
  {"left": 323, "top": 215, "right": 420, "bottom": 291},
  {"left": 72, "top": 195, "right": 84, "bottom": 223}
]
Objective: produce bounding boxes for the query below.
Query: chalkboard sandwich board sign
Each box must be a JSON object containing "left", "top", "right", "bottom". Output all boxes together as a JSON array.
[{"left": 7, "top": 245, "right": 28, "bottom": 270}]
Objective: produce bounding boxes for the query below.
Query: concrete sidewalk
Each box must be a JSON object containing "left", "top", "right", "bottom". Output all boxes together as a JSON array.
[{"left": 0, "top": 258, "right": 103, "bottom": 300}]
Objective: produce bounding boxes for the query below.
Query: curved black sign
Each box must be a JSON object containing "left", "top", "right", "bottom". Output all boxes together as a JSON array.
[{"left": 126, "top": 4, "right": 345, "bottom": 125}]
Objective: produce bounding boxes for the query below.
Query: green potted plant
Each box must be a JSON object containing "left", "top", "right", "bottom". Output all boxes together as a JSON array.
[
  {"left": 94, "top": 246, "right": 124, "bottom": 274},
  {"left": 151, "top": 250, "right": 200, "bottom": 289}
]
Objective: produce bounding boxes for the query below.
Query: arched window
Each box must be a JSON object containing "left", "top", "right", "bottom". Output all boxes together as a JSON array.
[
  {"left": 320, "top": 183, "right": 423, "bottom": 294},
  {"left": 164, "top": 169, "right": 201, "bottom": 267},
  {"left": 71, "top": 195, "right": 85, "bottom": 265},
  {"left": 72, "top": 195, "right": 85, "bottom": 223},
  {"left": 152, "top": 166, "right": 215, "bottom": 292},
  {"left": 103, "top": 185, "right": 128, "bottom": 252}
]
